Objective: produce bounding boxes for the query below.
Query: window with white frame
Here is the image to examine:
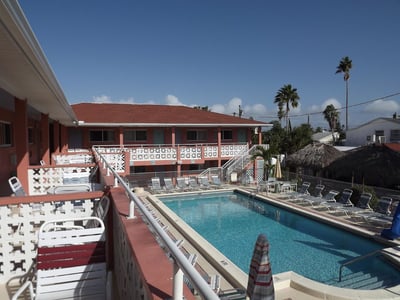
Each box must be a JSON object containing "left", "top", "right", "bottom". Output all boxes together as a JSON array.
[
  {"left": 186, "top": 130, "right": 207, "bottom": 141},
  {"left": 0, "top": 122, "right": 12, "bottom": 146},
  {"left": 89, "top": 130, "right": 115, "bottom": 142},
  {"left": 124, "top": 130, "right": 147, "bottom": 142}
]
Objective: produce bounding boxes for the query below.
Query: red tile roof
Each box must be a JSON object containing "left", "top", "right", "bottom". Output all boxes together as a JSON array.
[
  {"left": 72, "top": 103, "right": 268, "bottom": 126},
  {"left": 385, "top": 143, "right": 400, "bottom": 152}
]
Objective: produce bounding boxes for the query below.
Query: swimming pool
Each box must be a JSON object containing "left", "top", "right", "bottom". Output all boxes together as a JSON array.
[{"left": 159, "top": 190, "right": 400, "bottom": 289}]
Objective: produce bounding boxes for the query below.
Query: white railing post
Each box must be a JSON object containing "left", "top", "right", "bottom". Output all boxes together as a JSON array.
[
  {"left": 173, "top": 261, "right": 184, "bottom": 300},
  {"left": 127, "top": 197, "right": 135, "bottom": 219}
]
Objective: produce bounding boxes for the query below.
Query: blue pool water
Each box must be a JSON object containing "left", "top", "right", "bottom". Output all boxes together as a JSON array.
[{"left": 160, "top": 191, "right": 400, "bottom": 289}]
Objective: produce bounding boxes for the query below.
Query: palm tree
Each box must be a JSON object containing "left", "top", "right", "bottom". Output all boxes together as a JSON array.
[
  {"left": 335, "top": 56, "right": 352, "bottom": 130},
  {"left": 323, "top": 104, "right": 339, "bottom": 144},
  {"left": 274, "top": 84, "right": 300, "bottom": 132},
  {"left": 250, "top": 145, "right": 272, "bottom": 181}
]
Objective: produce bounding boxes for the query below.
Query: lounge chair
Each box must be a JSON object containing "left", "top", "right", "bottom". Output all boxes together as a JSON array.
[
  {"left": 290, "top": 184, "right": 325, "bottom": 204},
  {"left": 281, "top": 181, "right": 310, "bottom": 200},
  {"left": 358, "top": 196, "right": 393, "bottom": 225},
  {"left": 211, "top": 175, "right": 223, "bottom": 188},
  {"left": 199, "top": 176, "right": 211, "bottom": 190},
  {"left": 188, "top": 177, "right": 200, "bottom": 190},
  {"left": 53, "top": 184, "right": 91, "bottom": 194},
  {"left": 336, "top": 192, "right": 372, "bottom": 216},
  {"left": 163, "top": 178, "right": 175, "bottom": 192},
  {"left": 322, "top": 188, "right": 353, "bottom": 213},
  {"left": 149, "top": 177, "right": 163, "bottom": 193},
  {"left": 176, "top": 177, "right": 190, "bottom": 191},
  {"left": 302, "top": 189, "right": 340, "bottom": 208}
]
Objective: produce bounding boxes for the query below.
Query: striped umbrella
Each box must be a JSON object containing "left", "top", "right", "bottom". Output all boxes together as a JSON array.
[{"left": 247, "top": 234, "right": 274, "bottom": 300}]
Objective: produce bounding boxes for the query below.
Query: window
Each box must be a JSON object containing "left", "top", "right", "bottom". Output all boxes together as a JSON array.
[
  {"left": 221, "top": 130, "right": 233, "bottom": 140},
  {"left": 89, "top": 130, "right": 115, "bottom": 142},
  {"left": 375, "top": 130, "right": 384, "bottom": 137},
  {"left": 186, "top": 130, "right": 207, "bottom": 141},
  {"left": 124, "top": 130, "right": 147, "bottom": 142},
  {"left": 0, "top": 122, "right": 12, "bottom": 146},
  {"left": 390, "top": 130, "right": 400, "bottom": 142}
]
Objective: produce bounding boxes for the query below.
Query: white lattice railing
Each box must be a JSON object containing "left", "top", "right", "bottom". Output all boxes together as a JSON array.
[
  {"left": 28, "top": 165, "right": 96, "bottom": 195},
  {"left": 95, "top": 143, "right": 248, "bottom": 166},
  {"left": 52, "top": 152, "right": 94, "bottom": 165},
  {"left": 0, "top": 195, "right": 101, "bottom": 283}
]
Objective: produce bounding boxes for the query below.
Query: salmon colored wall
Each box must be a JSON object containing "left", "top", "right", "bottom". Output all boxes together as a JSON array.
[{"left": 71, "top": 126, "right": 250, "bottom": 148}]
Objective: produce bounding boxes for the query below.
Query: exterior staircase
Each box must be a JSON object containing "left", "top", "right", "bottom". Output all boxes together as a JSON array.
[
  {"left": 198, "top": 144, "right": 269, "bottom": 182},
  {"left": 222, "top": 144, "right": 268, "bottom": 182}
]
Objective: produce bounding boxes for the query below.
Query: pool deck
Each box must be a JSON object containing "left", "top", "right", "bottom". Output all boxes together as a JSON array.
[{"left": 142, "top": 185, "right": 400, "bottom": 300}]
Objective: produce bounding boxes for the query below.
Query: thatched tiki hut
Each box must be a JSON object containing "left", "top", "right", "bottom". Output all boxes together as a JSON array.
[
  {"left": 326, "top": 144, "right": 400, "bottom": 190},
  {"left": 285, "top": 143, "right": 345, "bottom": 176}
]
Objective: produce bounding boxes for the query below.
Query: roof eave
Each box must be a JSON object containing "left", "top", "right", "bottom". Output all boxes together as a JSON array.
[{"left": 75, "top": 122, "right": 270, "bottom": 128}]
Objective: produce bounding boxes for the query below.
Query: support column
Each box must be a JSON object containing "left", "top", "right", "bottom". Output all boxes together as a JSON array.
[
  {"left": 173, "top": 262, "right": 183, "bottom": 300},
  {"left": 258, "top": 126, "right": 262, "bottom": 145},
  {"left": 171, "top": 127, "right": 176, "bottom": 146},
  {"left": 119, "top": 127, "right": 124, "bottom": 147},
  {"left": 14, "top": 98, "right": 29, "bottom": 192},
  {"left": 217, "top": 128, "right": 221, "bottom": 167},
  {"left": 53, "top": 120, "right": 60, "bottom": 153},
  {"left": 60, "top": 125, "right": 68, "bottom": 152},
  {"left": 40, "top": 113, "right": 50, "bottom": 164}
]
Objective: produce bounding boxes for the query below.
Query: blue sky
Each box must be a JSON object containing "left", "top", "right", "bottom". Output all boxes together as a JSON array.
[{"left": 18, "top": 0, "right": 400, "bottom": 129}]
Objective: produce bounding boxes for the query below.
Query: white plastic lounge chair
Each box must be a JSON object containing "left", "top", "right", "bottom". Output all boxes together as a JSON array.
[
  {"left": 282, "top": 181, "right": 310, "bottom": 200},
  {"left": 302, "top": 189, "right": 340, "bottom": 208},
  {"left": 149, "top": 177, "right": 163, "bottom": 193},
  {"left": 322, "top": 188, "right": 353, "bottom": 212},
  {"left": 358, "top": 196, "right": 393, "bottom": 225},
  {"left": 336, "top": 192, "right": 372, "bottom": 216},
  {"left": 188, "top": 177, "right": 200, "bottom": 190},
  {"left": 8, "top": 176, "right": 26, "bottom": 196},
  {"left": 53, "top": 184, "right": 91, "bottom": 194},
  {"left": 163, "top": 178, "right": 175, "bottom": 192},
  {"left": 11, "top": 217, "right": 108, "bottom": 300},
  {"left": 176, "top": 177, "right": 190, "bottom": 191},
  {"left": 211, "top": 175, "right": 223, "bottom": 188},
  {"left": 199, "top": 176, "right": 211, "bottom": 190},
  {"left": 290, "top": 184, "right": 325, "bottom": 204}
]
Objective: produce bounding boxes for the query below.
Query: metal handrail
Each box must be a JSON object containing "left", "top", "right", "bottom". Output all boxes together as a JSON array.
[
  {"left": 92, "top": 147, "right": 219, "bottom": 300},
  {"left": 338, "top": 249, "right": 381, "bottom": 282}
]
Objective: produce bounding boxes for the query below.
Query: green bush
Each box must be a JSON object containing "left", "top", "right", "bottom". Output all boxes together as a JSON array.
[{"left": 351, "top": 185, "right": 378, "bottom": 208}]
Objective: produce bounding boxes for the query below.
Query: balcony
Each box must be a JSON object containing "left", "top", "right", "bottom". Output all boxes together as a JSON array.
[{"left": 95, "top": 143, "right": 248, "bottom": 167}]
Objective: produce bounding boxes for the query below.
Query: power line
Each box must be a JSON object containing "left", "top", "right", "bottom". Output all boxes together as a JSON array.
[{"left": 257, "top": 91, "right": 400, "bottom": 120}]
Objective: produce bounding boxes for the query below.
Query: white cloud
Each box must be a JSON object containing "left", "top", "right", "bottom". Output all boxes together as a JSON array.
[
  {"left": 165, "top": 94, "right": 184, "bottom": 106},
  {"left": 92, "top": 95, "right": 135, "bottom": 104},
  {"left": 364, "top": 99, "right": 400, "bottom": 113},
  {"left": 210, "top": 104, "right": 226, "bottom": 114},
  {"left": 321, "top": 98, "right": 342, "bottom": 110}
]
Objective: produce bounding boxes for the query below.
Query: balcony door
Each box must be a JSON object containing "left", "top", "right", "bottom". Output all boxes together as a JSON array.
[{"left": 153, "top": 129, "right": 164, "bottom": 145}]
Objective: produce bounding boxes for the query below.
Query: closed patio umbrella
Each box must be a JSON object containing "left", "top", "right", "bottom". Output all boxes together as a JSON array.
[
  {"left": 273, "top": 156, "right": 282, "bottom": 179},
  {"left": 247, "top": 234, "right": 274, "bottom": 300}
]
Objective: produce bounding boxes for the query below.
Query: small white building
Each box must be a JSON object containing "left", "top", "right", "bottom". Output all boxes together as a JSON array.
[{"left": 346, "top": 117, "right": 400, "bottom": 146}]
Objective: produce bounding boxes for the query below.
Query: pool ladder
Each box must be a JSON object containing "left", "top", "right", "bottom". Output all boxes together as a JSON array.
[{"left": 338, "top": 249, "right": 382, "bottom": 282}]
